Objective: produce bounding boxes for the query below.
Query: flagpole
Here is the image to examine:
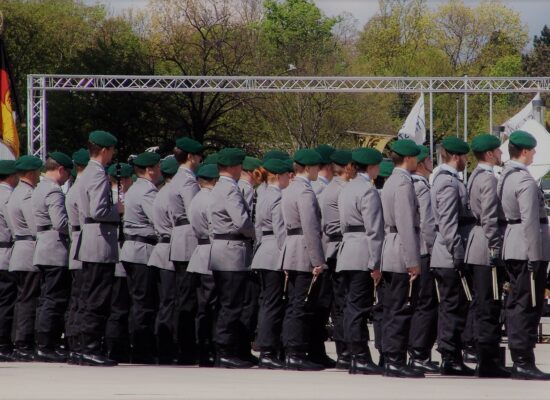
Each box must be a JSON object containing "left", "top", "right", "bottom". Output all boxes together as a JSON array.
[
  {"left": 429, "top": 84, "right": 434, "bottom": 162},
  {"left": 464, "top": 75, "right": 468, "bottom": 182},
  {"left": 489, "top": 92, "right": 493, "bottom": 134}
]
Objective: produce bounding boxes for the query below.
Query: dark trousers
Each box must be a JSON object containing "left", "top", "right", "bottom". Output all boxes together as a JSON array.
[
  {"left": 373, "top": 279, "right": 385, "bottom": 353},
  {"left": 240, "top": 270, "right": 260, "bottom": 349},
  {"left": 0, "top": 270, "right": 17, "bottom": 345},
  {"left": 342, "top": 270, "right": 374, "bottom": 353},
  {"left": 174, "top": 261, "right": 198, "bottom": 359},
  {"left": 80, "top": 262, "right": 115, "bottom": 345},
  {"left": 104, "top": 275, "right": 129, "bottom": 341},
  {"left": 309, "top": 260, "right": 334, "bottom": 356},
  {"left": 13, "top": 271, "right": 41, "bottom": 345},
  {"left": 432, "top": 267, "right": 469, "bottom": 355},
  {"left": 282, "top": 271, "right": 316, "bottom": 351},
  {"left": 35, "top": 265, "right": 70, "bottom": 346},
  {"left": 123, "top": 262, "right": 158, "bottom": 353},
  {"left": 195, "top": 273, "right": 217, "bottom": 346},
  {"left": 408, "top": 255, "right": 438, "bottom": 357},
  {"left": 155, "top": 267, "right": 175, "bottom": 359},
  {"left": 505, "top": 260, "right": 547, "bottom": 351},
  {"left": 382, "top": 272, "right": 415, "bottom": 355},
  {"left": 331, "top": 267, "right": 347, "bottom": 347},
  {"left": 461, "top": 264, "right": 476, "bottom": 350},
  {"left": 212, "top": 271, "right": 248, "bottom": 349},
  {"left": 255, "top": 269, "right": 285, "bottom": 351},
  {"left": 471, "top": 264, "right": 502, "bottom": 344},
  {"left": 66, "top": 270, "right": 83, "bottom": 339}
]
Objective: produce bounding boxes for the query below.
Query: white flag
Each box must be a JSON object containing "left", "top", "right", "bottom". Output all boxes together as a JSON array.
[
  {"left": 398, "top": 94, "right": 426, "bottom": 145},
  {"left": 501, "top": 93, "right": 540, "bottom": 137}
]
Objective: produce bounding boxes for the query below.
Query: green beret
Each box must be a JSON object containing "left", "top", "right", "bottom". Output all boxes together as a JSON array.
[
  {"left": 89, "top": 130, "right": 117, "bottom": 148},
  {"left": 379, "top": 160, "right": 395, "bottom": 178},
  {"left": 203, "top": 153, "right": 218, "bottom": 165},
  {"left": 283, "top": 159, "right": 294, "bottom": 173},
  {"left": 132, "top": 152, "right": 161, "bottom": 168},
  {"left": 351, "top": 148, "right": 383, "bottom": 166},
  {"left": 442, "top": 137, "right": 470, "bottom": 155},
  {"left": 293, "top": 149, "right": 322, "bottom": 166},
  {"left": 197, "top": 163, "right": 219, "bottom": 179},
  {"left": 330, "top": 149, "right": 352, "bottom": 166},
  {"left": 471, "top": 134, "right": 501, "bottom": 153},
  {"left": 107, "top": 162, "right": 133, "bottom": 178},
  {"left": 509, "top": 130, "right": 537, "bottom": 150},
  {"left": 176, "top": 137, "right": 204, "bottom": 154},
  {"left": 417, "top": 145, "right": 430, "bottom": 162},
  {"left": 263, "top": 150, "right": 290, "bottom": 162},
  {"left": 315, "top": 144, "right": 336, "bottom": 164},
  {"left": 72, "top": 148, "right": 90, "bottom": 166},
  {"left": 390, "top": 139, "right": 421, "bottom": 157},
  {"left": 160, "top": 157, "right": 179, "bottom": 175},
  {"left": 48, "top": 151, "right": 73, "bottom": 169},
  {"left": 15, "top": 155, "right": 43, "bottom": 172},
  {"left": 0, "top": 160, "right": 17, "bottom": 176},
  {"left": 217, "top": 148, "right": 246, "bottom": 167},
  {"left": 263, "top": 159, "right": 288, "bottom": 174},
  {"left": 242, "top": 156, "right": 262, "bottom": 172}
]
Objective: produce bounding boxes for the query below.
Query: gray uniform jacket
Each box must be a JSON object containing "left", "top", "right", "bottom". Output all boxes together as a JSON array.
[
  {"left": 465, "top": 165, "right": 504, "bottom": 266},
  {"left": 336, "top": 174, "right": 384, "bottom": 272},
  {"left": 311, "top": 175, "right": 330, "bottom": 197},
  {"left": 381, "top": 168, "right": 421, "bottom": 273},
  {"left": 320, "top": 176, "right": 346, "bottom": 260},
  {"left": 188, "top": 187, "right": 214, "bottom": 275},
  {"left": 430, "top": 165, "right": 474, "bottom": 268},
  {"left": 208, "top": 176, "right": 255, "bottom": 271},
  {"left": 0, "top": 184, "right": 14, "bottom": 271},
  {"left": 168, "top": 167, "right": 199, "bottom": 262},
  {"left": 412, "top": 174, "right": 436, "bottom": 256},
  {"left": 148, "top": 183, "right": 177, "bottom": 271},
  {"left": 498, "top": 161, "right": 550, "bottom": 262},
  {"left": 66, "top": 178, "right": 84, "bottom": 270},
  {"left": 251, "top": 185, "right": 286, "bottom": 271},
  {"left": 7, "top": 181, "right": 38, "bottom": 272},
  {"left": 75, "top": 160, "right": 119, "bottom": 264},
  {"left": 278, "top": 176, "right": 325, "bottom": 272},
  {"left": 238, "top": 179, "right": 254, "bottom": 211},
  {"left": 120, "top": 178, "right": 158, "bottom": 265},
  {"left": 32, "top": 177, "right": 70, "bottom": 267}
]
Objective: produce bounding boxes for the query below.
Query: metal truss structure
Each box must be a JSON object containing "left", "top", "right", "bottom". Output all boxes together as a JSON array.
[{"left": 27, "top": 74, "right": 550, "bottom": 160}]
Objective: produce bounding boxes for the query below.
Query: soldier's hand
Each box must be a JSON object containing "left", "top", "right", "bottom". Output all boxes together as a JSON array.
[
  {"left": 453, "top": 258, "right": 465, "bottom": 272},
  {"left": 407, "top": 266, "right": 421, "bottom": 281},
  {"left": 371, "top": 269, "right": 381, "bottom": 286},
  {"left": 312, "top": 266, "right": 324, "bottom": 276}
]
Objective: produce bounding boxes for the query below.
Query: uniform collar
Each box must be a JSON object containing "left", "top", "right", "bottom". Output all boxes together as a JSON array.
[
  {"left": 42, "top": 176, "right": 60, "bottom": 187},
  {"left": 179, "top": 166, "right": 195, "bottom": 176},
  {"left": 0, "top": 183, "right": 13, "bottom": 191},
  {"left": 508, "top": 160, "right": 528, "bottom": 171},
  {"left": 394, "top": 167, "right": 411, "bottom": 177},
  {"left": 268, "top": 184, "right": 282, "bottom": 192},
  {"left": 89, "top": 159, "right": 104, "bottom": 169},
  {"left": 295, "top": 175, "right": 311, "bottom": 186},
  {"left": 412, "top": 174, "right": 429, "bottom": 184},
  {"left": 239, "top": 179, "right": 253, "bottom": 189},
  {"left": 440, "top": 163, "right": 458, "bottom": 176},
  {"left": 137, "top": 177, "right": 155, "bottom": 187},
  {"left": 317, "top": 175, "right": 330, "bottom": 185},
  {"left": 476, "top": 163, "right": 494, "bottom": 172},
  {"left": 358, "top": 173, "right": 371, "bottom": 182},
  {"left": 219, "top": 175, "right": 238, "bottom": 186}
]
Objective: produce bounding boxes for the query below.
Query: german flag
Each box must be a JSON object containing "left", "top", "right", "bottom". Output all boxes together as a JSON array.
[{"left": 0, "top": 38, "right": 19, "bottom": 158}]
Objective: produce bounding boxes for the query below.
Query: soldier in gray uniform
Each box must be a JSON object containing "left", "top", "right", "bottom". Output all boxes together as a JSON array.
[
  {"left": 464, "top": 134, "right": 510, "bottom": 378},
  {"left": 408, "top": 145, "right": 439, "bottom": 373},
  {"left": 7, "top": 155, "right": 43, "bottom": 361},
  {"left": 0, "top": 160, "right": 18, "bottom": 361},
  {"left": 65, "top": 148, "right": 90, "bottom": 364},
  {"left": 32, "top": 151, "right": 73, "bottom": 362},
  {"left": 336, "top": 147, "right": 384, "bottom": 375},
  {"left": 250, "top": 159, "right": 289, "bottom": 370},
  {"left": 380, "top": 140, "right": 424, "bottom": 378},
  {"left": 430, "top": 137, "right": 475, "bottom": 376},
  {"left": 498, "top": 131, "right": 550, "bottom": 380},
  {"left": 311, "top": 144, "right": 335, "bottom": 196},
  {"left": 278, "top": 148, "right": 325, "bottom": 371},
  {"left": 168, "top": 137, "right": 203, "bottom": 364},
  {"left": 75, "top": 130, "right": 121, "bottom": 366},
  {"left": 148, "top": 157, "right": 179, "bottom": 364},
  {"left": 188, "top": 163, "right": 219, "bottom": 367},
  {"left": 120, "top": 152, "right": 161, "bottom": 363},
  {"left": 209, "top": 148, "right": 255, "bottom": 369}
]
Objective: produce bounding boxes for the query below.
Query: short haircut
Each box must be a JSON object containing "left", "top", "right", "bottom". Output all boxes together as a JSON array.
[
  {"left": 389, "top": 151, "right": 405, "bottom": 166},
  {"left": 174, "top": 148, "right": 189, "bottom": 164},
  {"left": 473, "top": 151, "right": 488, "bottom": 162},
  {"left": 87, "top": 141, "right": 104, "bottom": 157},
  {"left": 44, "top": 157, "right": 61, "bottom": 172},
  {"left": 333, "top": 163, "right": 346, "bottom": 175},
  {"left": 0, "top": 174, "right": 9, "bottom": 181},
  {"left": 352, "top": 161, "right": 367, "bottom": 173},
  {"left": 508, "top": 143, "right": 522, "bottom": 159},
  {"left": 293, "top": 162, "right": 306, "bottom": 174}
]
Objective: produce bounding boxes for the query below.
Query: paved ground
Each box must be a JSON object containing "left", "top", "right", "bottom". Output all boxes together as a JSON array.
[{"left": 1, "top": 340, "right": 550, "bottom": 400}]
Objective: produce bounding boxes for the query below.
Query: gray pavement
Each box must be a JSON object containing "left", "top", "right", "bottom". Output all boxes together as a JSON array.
[{"left": 1, "top": 341, "right": 550, "bottom": 400}]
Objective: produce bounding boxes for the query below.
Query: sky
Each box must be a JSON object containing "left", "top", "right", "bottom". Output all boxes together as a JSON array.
[{"left": 85, "top": 0, "right": 549, "bottom": 41}]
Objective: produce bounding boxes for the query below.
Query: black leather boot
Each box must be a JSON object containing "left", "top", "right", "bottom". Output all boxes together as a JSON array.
[
  {"left": 510, "top": 349, "right": 550, "bottom": 380},
  {"left": 80, "top": 335, "right": 117, "bottom": 367},
  {"left": 66, "top": 336, "right": 81, "bottom": 365},
  {"left": 285, "top": 351, "right": 324, "bottom": 371},
  {"left": 349, "top": 347, "right": 383, "bottom": 375},
  {"left": 475, "top": 343, "right": 510, "bottom": 378},
  {"left": 258, "top": 351, "right": 285, "bottom": 370},
  {"left": 198, "top": 341, "right": 215, "bottom": 367},
  {"left": 0, "top": 343, "right": 15, "bottom": 362},
  {"left": 336, "top": 351, "right": 351, "bottom": 370},
  {"left": 463, "top": 345, "right": 478, "bottom": 363},
  {"left": 215, "top": 346, "right": 254, "bottom": 369},
  {"left": 408, "top": 349, "right": 440, "bottom": 374},
  {"left": 13, "top": 342, "right": 35, "bottom": 362},
  {"left": 34, "top": 333, "right": 67, "bottom": 363},
  {"left": 308, "top": 341, "right": 336, "bottom": 368},
  {"left": 378, "top": 353, "right": 385, "bottom": 368},
  {"left": 440, "top": 351, "right": 475, "bottom": 376},
  {"left": 105, "top": 337, "right": 130, "bottom": 364},
  {"left": 384, "top": 353, "right": 425, "bottom": 378}
]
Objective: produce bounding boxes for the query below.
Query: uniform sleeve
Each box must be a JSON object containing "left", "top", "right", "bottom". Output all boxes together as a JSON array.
[
  {"left": 479, "top": 174, "right": 501, "bottom": 250},
  {"left": 271, "top": 194, "right": 286, "bottom": 250},
  {"left": 88, "top": 172, "right": 119, "bottom": 222},
  {"left": 226, "top": 188, "right": 255, "bottom": 238},
  {"left": 141, "top": 187, "right": 158, "bottom": 225},
  {"left": 361, "top": 187, "right": 384, "bottom": 270},
  {"left": 435, "top": 179, "right": 463, "bottom": 260},
  {"left": 395, "top": 181, "right": 421, "bottom": 267},
  {"left": 46, "top": 188, "right": 69, "bottom": 235},
  {"left": 416, "top": 183, "right": 436, "bottom": 252},
  {"left": 179, "top": 178, "right": 200, "bottom": 217},
  {"left": 22, "top": 193, "right": 37, "bottom": 236},
  {"left": 518, "top": 176, "right": 543, "bottom": 261},
  {"left": 297, "top": 190, "right": 325, "bottom": 267}
]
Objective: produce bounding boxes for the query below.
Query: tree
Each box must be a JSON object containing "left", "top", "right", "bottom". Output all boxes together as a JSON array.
[{"left": 523, "top": 25, "right": 550, "bottom": 77}]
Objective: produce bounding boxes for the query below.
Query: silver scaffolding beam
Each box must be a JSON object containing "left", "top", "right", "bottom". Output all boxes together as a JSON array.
[{"left": 27, "top": 74, "right": 550, "bottom": 160}]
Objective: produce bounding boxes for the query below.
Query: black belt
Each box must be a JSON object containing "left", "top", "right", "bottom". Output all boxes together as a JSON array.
[
  {"left": 124, "top": 234, "right": 158, "bottom": 245},
  {"left": 343, "top": 225, "right": 366, "bottom": 233},
  {"left": 197, "top": 238, "right": 211, "bottom": 245},
  {"left": 287, "top": 228, "right": 303, "bottom": 236},
  {"left": 37, "top": 225, "right": 52, "bottom": 232},
  {"left": 458, "top": 217, "right": 477, "bottom": 226},
  {"left": 0, "top": 241, "right": 13, "bottom": 248},
  {"left": 262, "top": 230, "right": 274, "bottom": 236},
  {"left": 71, "top": 225, "right": 81, "bottom": 232},
  {"left": 326, "top": 234, "right": 343, "bottom": 242},
  {"left": 175, "top": 218, "right": 190, "bottom": 227},
  {"left": 213, "top": 233, "right": 249, "bottom": 241},
  {"left": 14, "top": 235, "right": 36, "bottom": 241},
  {"left": 84, "top": 218, "right": 118, "bottom": 226},
  {"left": 159, "top": 235, "right": 171, "bottom": 244},
  {"left": 507, "top": 218, "right": 548, "bottom": 225},
  {"left": 388, "top": 226, "right": 419, "bottom": 234}
]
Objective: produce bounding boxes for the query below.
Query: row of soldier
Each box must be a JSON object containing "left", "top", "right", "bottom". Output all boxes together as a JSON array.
[{"left": 0, "top": 129, "right": 548, "bottom": 380}]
